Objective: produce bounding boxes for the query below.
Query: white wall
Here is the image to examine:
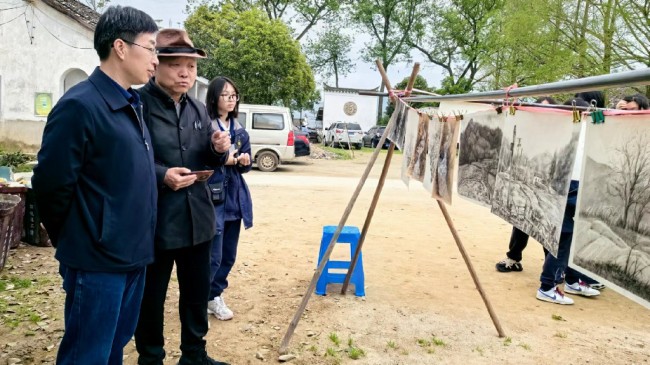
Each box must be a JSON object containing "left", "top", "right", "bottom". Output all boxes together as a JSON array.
[
  {"left": 322, "top": 91, "right": 379, "bottom": 133},
  {"left": 0, "top": 1, "right": 97, "bottom": 148}
]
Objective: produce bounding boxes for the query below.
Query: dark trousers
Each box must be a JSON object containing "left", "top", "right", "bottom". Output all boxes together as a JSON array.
[
  {"left": 540, "top": 231, "right": 573, "bottom": 290},
  {"left": 57, "top": 264, "right": 146, "bottom": 365},
  {"left": 210, "top": 219, "right": 241, "bottom": 299},
  {"left": 540, "top": 181, "right": 579, "bottom": 290},
  {"left": 506, "top": 226, "right": 585, "bottom": 284},
  {"left": 135, "top": 241, "right": 212, "bottom": 364},
  {"left": 506, "top": 227, "right": 529, "bottom": 262}
]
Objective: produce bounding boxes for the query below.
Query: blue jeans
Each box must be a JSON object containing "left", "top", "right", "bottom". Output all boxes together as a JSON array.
[
  {"left": 539, "top": 181, "right": 579, "bottom": 290},
  {"left": 210, "top": 219, "right": 241, "bottom": 298},
  {"left": 57, "top": 264, "right": 146, "bottom": 365}
]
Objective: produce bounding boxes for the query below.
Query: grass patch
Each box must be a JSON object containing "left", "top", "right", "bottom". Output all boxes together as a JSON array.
[
  {"left": 474, "top": 346, "right": 484, "bottom": 356},
  {"left": 554, "top": 332, "right": 568, "bottom": 338},
  {"left": 503, "top": 337, "right": 512, "bottom": 346},
  {"left": 0, "top": 277, "right": 33, "bottom": 291},
  {"left": 386, "top": 340, "right": 398, "bottom": 349},
  {"left": 329, "top": 332, "right": 341, "bottom": 346},
  {"left": 551, "top": 314, "right": 565, "bottom": 321},
  {"left": 28, "top": 312, "right": 42, "bottom": 323},
  {"left": 325, "top": 347, "right": 337, "bottom": 357},
  {"left": 347, "top": 346, "right": 366, "bottom": 360},
  {"left": 416, "top": 338, "right": 431, "bottom": 347},
  {"left": 432, "top": 336, "right": 446, "bottom": 347},
  {"left": 321, "top": 146, "right": 354, "bottom": 160},
  {"left": 518, "top": 343, "right": 531, "bottom": 351},
  {"left": 308, "top": 345, "right": 318, "bottom": 353}
]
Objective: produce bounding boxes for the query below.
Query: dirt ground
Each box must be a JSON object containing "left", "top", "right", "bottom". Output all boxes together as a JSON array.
[{"left": 1, "top": 148, "right": 649, "bottom": 365}]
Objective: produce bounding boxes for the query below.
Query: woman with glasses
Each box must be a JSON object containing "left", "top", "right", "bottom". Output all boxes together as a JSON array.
[{"left": 205, "top": 76, "right": 253, "bottom": 320}]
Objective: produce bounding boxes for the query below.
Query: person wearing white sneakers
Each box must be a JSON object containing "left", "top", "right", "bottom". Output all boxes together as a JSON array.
[
  {"left": 536, "top": 97, "right": 601, "bottom": 305},
  {"left": 205, "top": 77, "right": 254, "bottom": 321}
]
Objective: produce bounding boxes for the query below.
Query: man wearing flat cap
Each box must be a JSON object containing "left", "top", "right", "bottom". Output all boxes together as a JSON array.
[{"left": 134, "top": 28, "right": 231, "bottom": 365}]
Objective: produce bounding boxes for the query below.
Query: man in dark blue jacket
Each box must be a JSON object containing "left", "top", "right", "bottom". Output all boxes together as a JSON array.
[
  {"left": 32, "top": 6, "right": 159, "bottom": 364},
  {"left": 133, "top": 29, "right": 231, "bottom": 365}
]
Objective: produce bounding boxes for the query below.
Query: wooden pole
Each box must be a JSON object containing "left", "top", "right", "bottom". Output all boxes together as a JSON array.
[
  {"left": 341, "top": 144, "right": 395, "bottom": 294},
  {"left": 436, "top": 200, "right": 506, "bottom": 338},
  {"left": 278, "top": 106, "right": 398, "bottom": 354},
  {"left": 341, "top": 62, "right": 420, "bottom": 294}
]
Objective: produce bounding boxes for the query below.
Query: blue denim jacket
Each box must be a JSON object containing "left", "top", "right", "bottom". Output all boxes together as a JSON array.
[{"left": 208, "top": 123, "right": 253, "bottom": 231}]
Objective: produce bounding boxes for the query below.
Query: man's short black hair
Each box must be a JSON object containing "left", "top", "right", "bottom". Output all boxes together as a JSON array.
[
  {"left": 623, "top": 93, "right": 650, "bottom": 110},
  {"left": 94, "top": 6, "right": 159, "bottom": 61},
  {"left": 574, "top": 91, "right": 605, "bottom": 108}
]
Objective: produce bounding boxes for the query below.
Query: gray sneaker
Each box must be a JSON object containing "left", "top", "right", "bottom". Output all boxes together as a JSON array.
[{"left": 207, "top": 296, "right": 234, "bottom": 320}]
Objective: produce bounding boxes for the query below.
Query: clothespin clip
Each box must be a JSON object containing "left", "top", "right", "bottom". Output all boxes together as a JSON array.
[
  {"left": 509, "top": 99, "right": 516, "bottom": 116},
  {"left": 453, "top": 111, "right": 463, "bottom": 121},
  {"left": 571, "top": 100, "right": 581, "bottom": 123},
  {"left": 495, "top": 105, "right": 503, "bottom": 114},
  {"left": 589, "top": 100, "right": 605, "bottom": 124}
]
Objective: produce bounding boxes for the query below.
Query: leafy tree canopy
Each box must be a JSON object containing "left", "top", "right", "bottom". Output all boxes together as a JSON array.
[{"left": 185, "top": 4, "right": 316, "bottom": 108}]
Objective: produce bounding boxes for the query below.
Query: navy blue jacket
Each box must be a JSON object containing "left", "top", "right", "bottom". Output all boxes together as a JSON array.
[
  {"left": 209, "top": 120, "right": 253, "bottom": 231},
  {"left": 32, "top": 68, "right": 157, "bottom": 272}
]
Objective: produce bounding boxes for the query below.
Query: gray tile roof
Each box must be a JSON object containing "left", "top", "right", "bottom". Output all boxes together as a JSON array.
[{"left": 40, "top": 0, "right": 99, "bottom": 31}]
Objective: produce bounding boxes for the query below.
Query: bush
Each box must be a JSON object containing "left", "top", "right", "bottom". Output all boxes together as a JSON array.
[{"left": 0, "top": 151, "right": 30, "bottom": 168}]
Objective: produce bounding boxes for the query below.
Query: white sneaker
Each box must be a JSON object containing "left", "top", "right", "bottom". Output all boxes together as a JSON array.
[
  {"left": 207, "top": 296, "right": 234, "bottom": 320},
  {"left": 536, "top": 287, "right": 574, "bottom": 305},
  {"left": 565, "top": 280, "right": 600, "bottom": 297}
]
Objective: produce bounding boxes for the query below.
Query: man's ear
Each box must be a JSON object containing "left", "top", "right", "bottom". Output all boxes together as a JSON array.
[{"left": 112, "top": 39, "right": 128, "bottom": 60}]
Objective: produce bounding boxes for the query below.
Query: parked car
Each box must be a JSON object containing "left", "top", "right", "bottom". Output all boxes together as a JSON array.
[
  {"left": 324, "top": 122, "right": 364, "bottom": 149},
  {"left": 237, "top": 104, "right": 295, "bottom": 172},
  {"left": 362, "top": 126, "right": 390, "bottom": 148},
  {"left": 307, "top": 121, "right": 322, "bottom": 143},
  {"left": 293, "top": 129, "right": 311, "bottom": 157}
]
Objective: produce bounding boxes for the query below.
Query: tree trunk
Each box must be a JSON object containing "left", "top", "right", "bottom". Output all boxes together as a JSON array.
[
  {"left": 601, "top": 0, "right": 618, "bottom": 74},
  {"left": 334, "top": 61, "right": 339, "bottom": 88}
]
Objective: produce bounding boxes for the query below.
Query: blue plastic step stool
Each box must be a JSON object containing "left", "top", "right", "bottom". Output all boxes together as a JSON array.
[{"left": 315, "top": 225, "right": 365, "bottom": 296}]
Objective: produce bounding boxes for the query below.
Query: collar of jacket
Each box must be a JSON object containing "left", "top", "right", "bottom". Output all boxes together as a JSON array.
[
  {"left": 88, "top": 67, "right": 136, "bottom": 112},
  {"left": 143, "top": 78, "right": 188, "bottom": 107}
]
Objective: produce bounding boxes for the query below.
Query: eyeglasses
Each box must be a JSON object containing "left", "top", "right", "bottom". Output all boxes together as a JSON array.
[
  {"left": 220, "top": 93, "right": 240, "bottom": 101},
  {"left": 120, "top": 39, "right": 158, "bottom": 56}
]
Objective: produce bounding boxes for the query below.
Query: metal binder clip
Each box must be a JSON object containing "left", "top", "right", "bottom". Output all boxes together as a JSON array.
[
  {"left": 571, "top": 100, "right": 581, "bottom": 123},
  {"left": 589, "top": 100, "right": 605, "bottom": 124}
]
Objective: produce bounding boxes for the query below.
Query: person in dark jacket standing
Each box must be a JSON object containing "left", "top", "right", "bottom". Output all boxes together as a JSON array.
[
  {"left": 205, "top": 77, "right": 253, "bottom": 321},
  {"left": 31, "top": 6, "right": 159, "bottom": 364},
  {"left": 133, "top": 29, "right": 231, "bottom": 365}
]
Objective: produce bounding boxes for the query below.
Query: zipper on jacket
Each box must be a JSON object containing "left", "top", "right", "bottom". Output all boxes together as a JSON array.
[{"left": 132, "top": 104, "right": 150, "bottom": 151}]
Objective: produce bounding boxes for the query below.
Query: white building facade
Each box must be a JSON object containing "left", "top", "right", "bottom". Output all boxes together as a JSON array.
[
  {"left": 321, "top": 84, "right": 379, "bottom": 133},
  {"left": 0, "top": 0, "right": 100, "bottom": 149}
]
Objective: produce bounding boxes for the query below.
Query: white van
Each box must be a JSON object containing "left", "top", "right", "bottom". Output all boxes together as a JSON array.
[{"left": 236, "top": 104, "right": 295, "bottom": 172}]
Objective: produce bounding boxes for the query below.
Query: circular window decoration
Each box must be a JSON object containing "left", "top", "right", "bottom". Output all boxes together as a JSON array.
[{"left": 343, "top": 101, "right": 357, "bottom": 116}]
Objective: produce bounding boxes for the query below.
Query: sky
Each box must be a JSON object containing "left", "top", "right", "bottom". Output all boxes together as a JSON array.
[{"left": 111, "top": 0, "right": 445, "bottom": 93}]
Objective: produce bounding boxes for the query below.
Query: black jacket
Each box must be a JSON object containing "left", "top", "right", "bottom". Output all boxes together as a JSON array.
[
  {"left": 140, "top": 78, "right": 227, "bottom": 250},
  {"left": 33, "top": 68, "right": 157, "bottom": 272}
]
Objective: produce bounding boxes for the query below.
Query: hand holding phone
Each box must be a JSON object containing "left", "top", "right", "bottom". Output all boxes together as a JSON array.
[{"left": 182, "top": 170, "right": 214, "bottom": 182}]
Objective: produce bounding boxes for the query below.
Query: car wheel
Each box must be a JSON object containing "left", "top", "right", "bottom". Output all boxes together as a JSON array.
[
  {"left": 256, "top": 151, "right": 279, "bottom": 172},
  {"left": 355, "top": 143, "right": 362, "bottom": 150},
  {"left": 371, "top": 140, "right": 378, "bottom": 148}
]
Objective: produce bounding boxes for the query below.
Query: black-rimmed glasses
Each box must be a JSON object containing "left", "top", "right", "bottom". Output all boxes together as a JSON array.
[
  {"left": 220, "top": 93, "right": 240, "bottom": 101},
  {"left": 121, "top": 39, "right": 158, "bottom": 55}
]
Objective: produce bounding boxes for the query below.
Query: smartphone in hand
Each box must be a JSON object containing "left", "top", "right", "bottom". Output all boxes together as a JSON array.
[{"left": 182, "top": 170, "right": 213, "bottom": 182}]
